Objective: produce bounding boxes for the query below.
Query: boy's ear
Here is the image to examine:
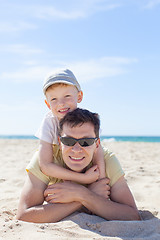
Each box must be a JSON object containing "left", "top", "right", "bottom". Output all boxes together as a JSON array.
[
  {"left": 45, "top": 99, "right": 51, "bottom": 109},
  {"left": 77, "top": 91, "right": 83, "bottom": 103},
  {"left": 58, "top": 136, "right": 62, "bottom": 149}
]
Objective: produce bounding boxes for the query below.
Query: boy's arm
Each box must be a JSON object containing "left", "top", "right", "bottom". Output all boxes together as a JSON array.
[
  {"left": 38, "top": 140, "right": 54, "bottom": 175},
  {"left": 16, "top": 172, "right": 82, "bottom": 223},
  {"left": 92, "top": 144, "right": 106, "bottom": 179},
  {"left": 39, "top": 140, "right": 99, "bottom": 184}
]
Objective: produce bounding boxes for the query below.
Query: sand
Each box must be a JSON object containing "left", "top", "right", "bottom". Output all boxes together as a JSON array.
[{"left": 0, "top": 139, "right": 160, "bottom": 240}]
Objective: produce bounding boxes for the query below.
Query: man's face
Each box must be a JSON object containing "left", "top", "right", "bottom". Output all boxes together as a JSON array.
[{"left": 59, "top": 122, "right": 100, "bottom": 172}]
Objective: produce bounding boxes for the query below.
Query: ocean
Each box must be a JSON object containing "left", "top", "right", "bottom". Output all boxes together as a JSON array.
[
  {"left": 100, "top": 136, "right": 160, "bottom": 142},
  {"left": 0, "top": 135, "right": 160, "bottom": 142}
]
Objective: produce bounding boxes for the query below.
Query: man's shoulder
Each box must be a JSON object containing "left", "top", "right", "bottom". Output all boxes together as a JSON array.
[{"left": 103, "top": 147, "right": 115, "bottom": 159}]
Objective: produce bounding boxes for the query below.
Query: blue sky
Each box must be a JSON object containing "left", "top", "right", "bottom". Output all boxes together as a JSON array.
[{"left": 0, "top": 0, "right": 160, "bottom": 136}]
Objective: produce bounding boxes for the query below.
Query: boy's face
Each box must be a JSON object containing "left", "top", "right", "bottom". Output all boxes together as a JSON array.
[
  {"left": 46, "top": 85, "right": 83, "bottom": 120},
  {"left": 58, "top": 122, "right": 100, "bottom": 172}
]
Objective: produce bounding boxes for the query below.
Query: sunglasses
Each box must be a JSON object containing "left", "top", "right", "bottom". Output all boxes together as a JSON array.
[{"left": 60, "top": 136, "right": 98, "bottom": 147}]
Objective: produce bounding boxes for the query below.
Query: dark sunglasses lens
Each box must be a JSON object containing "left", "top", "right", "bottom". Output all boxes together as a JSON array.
[
  {"left": 60, "top": 137, "right": 76, "bottom": 146},
  {"left": 78, "top": 138, "right": 95, "bottom": 146}
]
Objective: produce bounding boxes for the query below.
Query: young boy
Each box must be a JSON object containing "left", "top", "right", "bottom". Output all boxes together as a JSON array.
[{"left": 36, "top": 69, "right": 105, "bottom": 184}]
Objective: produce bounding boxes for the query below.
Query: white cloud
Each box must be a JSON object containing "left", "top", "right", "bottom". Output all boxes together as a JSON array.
[
  {"left": 0, "top": 44, "right": 43, "bottom": 55},
  {"left": 0, "top": 21, "right": 37, "bottom": 32},
  {"left": 85, "top": 0, "right": 121, "bottom": 12},
  {"left": 36, "top": 1, "right": 121, "bottom": 20},
  {"left": 34, "top": 7, "right": 86, "bottom": 20},
  {"left": 23, "top": 60, "right": 40, "bottom": 66},
  {"left": 34, "top": 1, "right": 121, "bottom": 20},
  {"left": 0, "top": 66, "right": 52, "bottom": 83},
  {"left": 62, "top": 57, "right": 138, "bottom": 82},
  {"left": 144, "top": 0, "right": 160, "bottom": 8},
  {"left": 1, "top": 1, "right": 121, "bottom": 23},
  {"left": 0, "top": 57, "right": 137, "bottom": 83}
]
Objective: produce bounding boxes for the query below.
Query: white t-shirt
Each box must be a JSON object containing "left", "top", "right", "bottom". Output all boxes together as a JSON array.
[{"left": 35, "top": 111, "right": 59, "bottom": 144}]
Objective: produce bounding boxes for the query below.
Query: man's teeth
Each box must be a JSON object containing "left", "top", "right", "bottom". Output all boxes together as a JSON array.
[{"left": 71, "top": 157, "right": 82, "bottom": 160}]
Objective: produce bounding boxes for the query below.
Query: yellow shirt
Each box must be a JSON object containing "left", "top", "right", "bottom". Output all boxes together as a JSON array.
[{"left": 26, "top": 145, "right": 124, "bottom": 187}]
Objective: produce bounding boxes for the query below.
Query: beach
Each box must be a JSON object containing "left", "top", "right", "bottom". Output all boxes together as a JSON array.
[{"left": 0, "top": 139, "right": 160, "bottom": 239}]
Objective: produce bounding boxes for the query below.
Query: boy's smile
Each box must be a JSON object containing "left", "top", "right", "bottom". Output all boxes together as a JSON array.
[{"left": 58, "top": 107, "right": 70, "bottom": 116}]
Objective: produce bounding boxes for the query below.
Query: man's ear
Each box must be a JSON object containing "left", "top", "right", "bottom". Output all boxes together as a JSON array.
[
  {"left": 95, "top": 138, "right": 100, "bottom": 149},
  {"left": 45, "top": 99, "right": 51, "bottom": 109},
  {"left": 77, "top": 91, "right": 83, "bottom": 103}
]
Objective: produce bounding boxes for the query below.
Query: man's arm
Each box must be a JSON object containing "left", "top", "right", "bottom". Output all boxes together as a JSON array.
[
  {"left": 84, "top": 176, "right": 140, "bottom": 221},
  {"left": 44, "top": 177, "right": 140, "bottom": 221},
  {"left": 16, "top": 172, "right": 81, "bottom": 223}
]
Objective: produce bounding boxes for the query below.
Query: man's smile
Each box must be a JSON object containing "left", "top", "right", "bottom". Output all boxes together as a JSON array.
[{"left": 69, "top": 156, "right": 85, "bottom": 161}]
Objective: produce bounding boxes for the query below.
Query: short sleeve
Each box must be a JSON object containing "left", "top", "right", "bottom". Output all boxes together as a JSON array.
[
  {"left": 104, "top": 148, "right": 125, "bottom": 187},
  {"left": 26, "top": 151, "right": 50, "bottom": 185},
  {"left": 26, "top": 146, "right": 64, "bottom": 185},
  {"left": 35, "top": 111, "right": 59, "bottom": 144}
]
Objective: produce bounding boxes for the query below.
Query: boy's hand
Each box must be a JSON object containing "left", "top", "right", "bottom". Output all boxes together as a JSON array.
[
  {"left": 83, "top": 165, "right": 99, "bottom": 184},
  {"left": 88, "top": 178, "right": 110, "bottom": 199}
]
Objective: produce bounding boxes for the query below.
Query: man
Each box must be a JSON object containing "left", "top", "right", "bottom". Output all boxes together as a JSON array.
[{"left": 16, "top": 108, "right": 140, "bottom": 223}]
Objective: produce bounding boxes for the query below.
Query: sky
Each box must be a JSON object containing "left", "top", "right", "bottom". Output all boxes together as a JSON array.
[{"left": 0, "top": 0, "right": 160, "bottom": 136}]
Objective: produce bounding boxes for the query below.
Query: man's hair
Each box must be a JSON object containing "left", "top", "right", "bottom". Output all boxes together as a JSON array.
[{"left": 59, "top": 108, "right": 100, "bottom": 138}]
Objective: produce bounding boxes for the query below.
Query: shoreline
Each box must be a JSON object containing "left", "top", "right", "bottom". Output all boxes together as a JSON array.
[{"left": 1, "top": 135, "right": 160, "bottom": 143}]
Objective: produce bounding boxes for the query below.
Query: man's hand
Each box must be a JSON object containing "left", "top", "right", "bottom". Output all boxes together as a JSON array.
[
  {"left": 44, "top": 181, "right": 86, "bottom": 204},
  {"left": 88, "top": 178, "right": 110, "bottom": 199}
]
